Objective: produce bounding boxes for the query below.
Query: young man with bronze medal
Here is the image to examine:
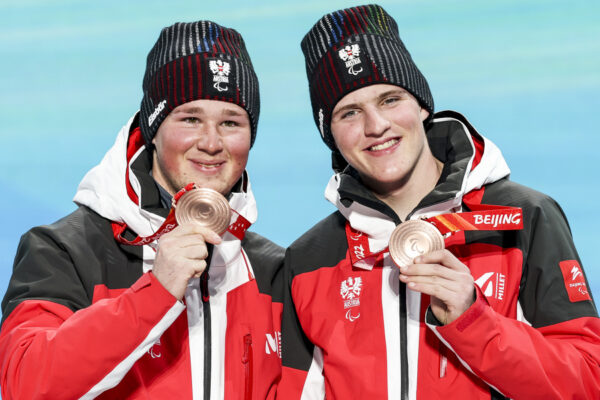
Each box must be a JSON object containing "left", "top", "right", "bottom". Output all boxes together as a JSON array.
[
  {"left": 0, "top": 21, "right": 283, "bottom": 399},
  {"left": 279, "top": 4, "right": 600, "bottom": 399}
]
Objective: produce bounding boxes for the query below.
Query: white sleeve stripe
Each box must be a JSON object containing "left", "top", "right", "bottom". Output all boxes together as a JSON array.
[{"left": 79, "top": 301, "right": 186, "bottom": 400}]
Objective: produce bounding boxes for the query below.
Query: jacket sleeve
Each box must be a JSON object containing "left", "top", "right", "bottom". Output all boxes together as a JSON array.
[
  {"left": 0, "top": 227, "right": 185, "bottom": 400},
  {"left": 427, "top": 195, "right": 600, "bottom": 399},
  {"left": 278, "top": 248, "right": 325, "bottom": 400}
]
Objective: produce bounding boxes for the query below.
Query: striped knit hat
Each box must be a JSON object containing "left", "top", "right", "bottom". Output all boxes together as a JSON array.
[
  {"left": 301, "top": 4, "right": 433, "bottom": 151},
  {"left": 140, "top": 21, "right": 260, "bottom": 147}
]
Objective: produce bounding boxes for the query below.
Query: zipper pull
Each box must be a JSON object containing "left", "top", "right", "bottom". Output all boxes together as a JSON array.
[
  {"left": 439, "top": 343, "right": 447, "bottom": 378},
  {"left": 242, "top": 334, "right": 253, "bottom": 400},
  {"left": 201, "top": 270, "right": 210, "bottom": 303},
  {"left": 200, "top": 244, "right": 214, "bottom": 303},
  {"left": 440, "top": 355, "right": 447, "bottom": 378},
  {"left": 242, "top": 334, "right": 252, "bottom": 363}
]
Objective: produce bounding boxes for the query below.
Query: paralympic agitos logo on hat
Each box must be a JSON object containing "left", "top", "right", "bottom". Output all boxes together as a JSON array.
[
  {"left": 209, "top": 58, "right": 231, "bottom": 92},
  {"left": 334, "top": 39, "right": 372, "bottom": 85},
  {"left": 338, "top": 43, "right": 363, "bottom": 75}
]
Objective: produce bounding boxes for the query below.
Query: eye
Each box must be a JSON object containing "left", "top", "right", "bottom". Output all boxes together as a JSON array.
[
  {"left": 182, "top": 116, "right": 200, "bottom": 124},
  {"left": 222, "top": 120, "right": 239, "bottom": 128},
  {"left": 340, "top": 109, "right": 358, "bottom": 120},
  {"left": 382, "top": 96, "right": 399, "bottom": 106}
]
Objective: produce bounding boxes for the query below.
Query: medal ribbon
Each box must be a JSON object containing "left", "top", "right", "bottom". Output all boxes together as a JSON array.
[
  {"left": 425, "top": 204, "right": 523, "bottom": 235},
  {"left": 111, "top": 183, "right": 251, "bottom": 246},
  {"left": 345, "top": 204, "right": 523, "bottom": 267}
]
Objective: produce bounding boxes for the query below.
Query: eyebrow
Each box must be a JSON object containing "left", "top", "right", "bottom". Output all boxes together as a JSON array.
[
  {"left": 171, "top": 106, "right": 246, "bottom": 117},
  {"left": 332, "top": 103, "right": 359, "bottom": 118},
  {"left": 221, "top": 108, "right": 245, "bottom": 117},
  {"left": 377, "top": 89, "right": 408, "bottom": 100},
  {"left": 171, "top": 106, "right": 203, "bottom": 115},
  {"left": 333, "top": 88, "right": 410, "bottom": 117}
]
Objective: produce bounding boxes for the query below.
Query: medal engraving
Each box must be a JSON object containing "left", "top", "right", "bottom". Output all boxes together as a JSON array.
[
  {"left": 175, "top": 188, "right": 231, "bottom": 234},
  {"left": 389, "top": 220, "right": 444, "bottom": 267}
]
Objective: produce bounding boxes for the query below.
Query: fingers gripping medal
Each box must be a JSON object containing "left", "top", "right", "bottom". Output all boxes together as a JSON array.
[
  {"left": 112, "top": 183, "right": 252, "bottom": 246},
  {"left": 389, "top": 220, "right": 444, "bottom": 267},
  {"left": 175, "top": 188, "right": 232, "bottom": 234}
]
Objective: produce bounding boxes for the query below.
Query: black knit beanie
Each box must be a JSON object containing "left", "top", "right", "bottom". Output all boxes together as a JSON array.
[
  {"left": 140, "top": 21, "right": 260, "bottom": 147},
  {"left": 301, "top": 4, "right": 433, "bottom": 151}
]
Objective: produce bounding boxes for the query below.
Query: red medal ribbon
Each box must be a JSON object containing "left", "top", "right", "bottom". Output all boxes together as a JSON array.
[
  {"left": 111, "top": 183, "right": 251, "bottom": 246},
  {"left": 425, "top": 205, "right": 523, "bottom": 235},
  {"left": 345, "top": 223, "right": 388, "bottom": 266},
  {"left": 345, "top": 204, "right": 523, "bottom": 266}
]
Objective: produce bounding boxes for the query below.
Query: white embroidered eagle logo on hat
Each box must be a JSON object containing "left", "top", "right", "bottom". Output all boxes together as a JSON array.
[
  {"left": 209, "top": 59, "right": 231, "bottom": 92},
  {"left": 338, "top": 44, "right": 363, "bottom": 75}
]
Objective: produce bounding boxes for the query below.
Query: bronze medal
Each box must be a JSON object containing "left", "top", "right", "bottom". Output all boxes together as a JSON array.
[
  {"left": 175, "top": 188, "right": 231, "bottom": 234},
  {"left": 389, "top": 219, "right": 444, "bottom": 267}
]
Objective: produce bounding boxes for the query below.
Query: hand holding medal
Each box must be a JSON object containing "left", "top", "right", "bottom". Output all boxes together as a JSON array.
[
  {"left": 112, "top": 183, "right": 251, "bottom": 300},
  {"left": 345, "top": 204, "right": 524, "bottom": 325},
  {"left": 394, "top": 206, "right": 523, "bottom": 325}
]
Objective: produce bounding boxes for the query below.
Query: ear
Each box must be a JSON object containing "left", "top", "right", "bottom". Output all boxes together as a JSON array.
[{"left": 420, "top": 107, "right": 430, "bottom": 122}]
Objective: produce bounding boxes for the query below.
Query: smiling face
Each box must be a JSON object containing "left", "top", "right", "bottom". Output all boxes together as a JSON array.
[
  {"left": 330, "top": 84, "right": 433, "bottom": 196},
  {"left": 151, "top": 99, "right": 251, "bottom": 196}
]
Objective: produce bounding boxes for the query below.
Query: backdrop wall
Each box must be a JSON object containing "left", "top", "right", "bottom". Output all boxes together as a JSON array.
[{"left": 1, "top": 0, "right": 598, "bottom": 306}]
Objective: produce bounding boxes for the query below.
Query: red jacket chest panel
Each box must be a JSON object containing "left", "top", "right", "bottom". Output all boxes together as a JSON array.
[
  {"left": 449, "top": 238, "right": 523, "bottom": 318},
  {"left": 94, "top": 302, "right": 193, "bottom": 399},
  {"left": 225, "top": 280, "right": 281, "bottom": 400},
  {"left": 292, "top": 258, "right": 390, "bottom": 398}
]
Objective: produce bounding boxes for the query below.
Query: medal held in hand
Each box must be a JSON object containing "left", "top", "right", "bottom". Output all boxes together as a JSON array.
[
  {"left": 345, "top": 200, "right": 524, "bottom": 269},
  {"left": 388, "top": 220, "right": 445, "bottom": 267},
  {"left": 112, "top": 183, "right": 251, "bottom": 246},
  {"left": 175, "top": 188, "right": 232, "bottom": 234}
]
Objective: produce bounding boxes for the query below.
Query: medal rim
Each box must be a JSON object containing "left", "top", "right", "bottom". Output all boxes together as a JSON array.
[
  {"left": 389, "top": 219, "right": 444, "bottom": 267},
  {"left": 175, "top": 187, "right": 232, "bottom": 234}
]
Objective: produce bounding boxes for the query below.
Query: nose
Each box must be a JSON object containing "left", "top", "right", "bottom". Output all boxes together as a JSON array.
[
  {"left": 196, "top": 123, "right": 223, "bottom": 154},
  {"left": 363, "top": 107, "right": 390, "bottom": 137}
]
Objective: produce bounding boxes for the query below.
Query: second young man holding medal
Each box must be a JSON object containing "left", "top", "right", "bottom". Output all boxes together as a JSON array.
[{"left": 279, "top": 4, "right": 600, "bottom": 399}]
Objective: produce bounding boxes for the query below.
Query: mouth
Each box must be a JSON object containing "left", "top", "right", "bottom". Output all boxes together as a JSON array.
[
  {"left": 367, "top": 138, "right": 399, "bottom": 152},
  {"left": 191, "top": 160, "right": 225, "bottom": 170}
]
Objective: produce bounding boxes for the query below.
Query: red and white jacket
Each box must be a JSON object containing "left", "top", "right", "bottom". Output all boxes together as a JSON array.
[
  {"left": 279, "top": 111, "right": 600, "bottom": 399},
  {"left": 0, "top": 114, "right": 284, "bottom": 399}
]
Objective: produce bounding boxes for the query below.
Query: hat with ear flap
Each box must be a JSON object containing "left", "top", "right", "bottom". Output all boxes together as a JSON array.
[
  {"left": 139, "top": 21, "right": 260, "bottom": 148},
  {"left": 300, "top": 4, "right": 433, "bottom": 151}
]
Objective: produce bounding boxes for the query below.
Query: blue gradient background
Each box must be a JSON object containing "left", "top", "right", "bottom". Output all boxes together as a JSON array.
[{"left": 1, "top": 1, "right": 599, "bottom": 307}]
